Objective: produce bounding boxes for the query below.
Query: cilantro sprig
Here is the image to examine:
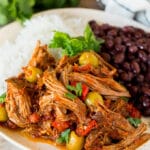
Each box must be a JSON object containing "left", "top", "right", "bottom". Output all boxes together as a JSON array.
[
  {"left": 127, "top": 117, "right": 141, "bottom": 128},
  {"left": 65, "top": 92, "right": 77, "bottom": 100},
  {"left": 0, "top": 93, "right": 6, "bottom": 103},
  {"left": 56, "top": 129, "right": 71, "bottom": 144},
  {"left": 66, "top": 82, "right": 82, "bottom": 97},
  {"left": 49, "top": 24, "right": 104, "bottom": 56}
]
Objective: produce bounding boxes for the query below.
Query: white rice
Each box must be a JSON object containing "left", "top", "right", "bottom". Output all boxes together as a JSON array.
[{"left": 0, "top": 14, "right": 85, "bottom": 94}]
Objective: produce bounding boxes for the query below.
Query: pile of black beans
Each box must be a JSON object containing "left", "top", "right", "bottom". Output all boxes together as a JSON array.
[{"left": 89, "top": 20, "right": 150, "bottom": 116}]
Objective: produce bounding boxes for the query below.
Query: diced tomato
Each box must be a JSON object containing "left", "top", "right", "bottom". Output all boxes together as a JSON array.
[
  {"left": 52, "top": 120, "right": 70, "bottom": 132},
  {"left": 73, "top": 64, "right": 92, "bottom": 72},
  {"left": 81, "top": 84, "right": 89, "bottom": 100},
  {"left": 76, "top": 120, "right": 98, "bottom": 136},
  {"left": 70, "top": 81, "right": 89, "bottom": 100},
  {"left": 126, "top": 103, "right": 141, "bottom": 118}
]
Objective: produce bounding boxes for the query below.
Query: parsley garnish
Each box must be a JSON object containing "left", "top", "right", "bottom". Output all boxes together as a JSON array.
[
  {"left": 65, "top": 92, "right": 77, "bottom": 100},
  {"left": 66, "top": 82, "right": 82, "bottom": 96},
  {"left": 0, "top": 93, "right": 6, "bottom": 103},
  {"left": 56, "top": 129, "right": 71, "bottom": 144},
  {"left": 49, "top": 24, "right": 104, "bottom": 56},
  {"left": 127, "top": 117, "right": 141, "bottom": 128}
]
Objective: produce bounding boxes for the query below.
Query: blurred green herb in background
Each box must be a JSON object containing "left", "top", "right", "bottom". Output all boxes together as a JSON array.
[{"left": 0, "top": 0, "right": 80, "bottom": 26}]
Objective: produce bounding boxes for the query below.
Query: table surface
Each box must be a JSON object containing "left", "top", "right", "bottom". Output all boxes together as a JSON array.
[{"left": 0, "top": 0, "right": 99, "bottom": 150}]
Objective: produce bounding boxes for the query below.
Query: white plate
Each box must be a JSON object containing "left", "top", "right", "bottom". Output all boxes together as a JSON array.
[{"left": 0, "top": 8, "right": 150, "bottom": 150}]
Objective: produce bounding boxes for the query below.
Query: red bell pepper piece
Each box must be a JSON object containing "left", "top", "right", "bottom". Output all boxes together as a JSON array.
[
  {"left": 76, "top": 120, "right": 98, "bottom": 136},
  {"left": 81, "top": 83, "right": 89, "bottom": 100},
  {"left": 52, "top": 120, "right": 70, "bottom": 132}
]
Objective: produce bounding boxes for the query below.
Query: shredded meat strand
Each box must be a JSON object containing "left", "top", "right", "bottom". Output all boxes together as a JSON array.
[
  {"left": 103, "top": 123, "right": 147, "bottom": 150},
  {"left": 43, "top": 71, "right": 87, "bottom": 124},
  {"left": 5, "top": 78, "right": 31, "bottom": 127},
  {"left": 28, "top": 41, "right": 55, "bottom": 70},
  {"left": 69, "top": 72, "right": 130, "bottom": 97}
]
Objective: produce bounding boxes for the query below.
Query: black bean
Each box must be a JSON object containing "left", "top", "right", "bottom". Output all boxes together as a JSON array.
[
  {"left": 141, "top": 96, "right": 150, "bottom": 107},
  {"left": 114, "top": 52, "right": 125, "bottom": 64},
  {"left": 135, "top": 32, "right": 142, "bottom": 38},
  {"left": 115, "top": 44, "right": 126, "bottom": 52},
  {"left": 122, "top": 36, "right": 130, "bottom": 43},
  {"left": 147, "top": 47, "right": 150, "bottom": 53},
  {"left": 137, "top": 28, "right": 145, "bottom": 34},
  {"left": 131, "top": 61, "right": 140, "bottom": 74},
  {"left": 130, "top": 85, "right": 139, "bottom": 95},
  {"left": 141, "top": 87, "right": 150, "bottom": 96},
  {"left": 126, "top": 41, "right": 134, "bottom": 47},
  {"left": 106, "top": 39, "right": 114, "bottom": 48},
  {"left": 147, "top": 55, "right": 150, "bottom": 66},
  {"left": 123, "top": 62, "right": 131, "bottom": 71},
  {"left": 136, "top": 74, "right": 144, "bottom": 83},
  {"left": 145, "top": 72, "right": 150, "bottom": 83},
  {"left": 120, "top": 72, "right": 133, "bottom": 81},
  {"left": 138, "top": 50, "right": 147, "bottom": 62},
  {"left": 138, "top": 43, "right": 147, "bottom": 50},
  {"left": 110, "top": 49, "right": 118, "bottom": 55},
  {"left": 107, "top": 29, "right": 118, "bottom": 36},
  {"left": 115, "top": 37, "right": 122, "bottom": 44},
  {"left": 93, "top": 26, "right": 100, "bottom": 35},
  {"left": 127, "top": 53, "right": 135, "bottom": 60},
  {"left": 101, "top": 24, "right": 111, "bottom": 31},
  {"left": 120, "top": 72, "right": 129, "bottom": 81},
  {"left": 143, "top": 108, "right": 150, "bottom": 116},
  {"left": 88, "top": 20, "right": 96, "bottom": 26},
  {"left": 137, "top": 38, "right": 145, "bottom": 44},
  {"left": 140, "top": 63, "right": 147, "bottom": 72},
  {"left": 100, "top": 52, "right": 111, "bottom": 62},
  {"left": 147, "top": 33, "right": 150, "bottom": 38},
  {"left": 128, "top": 72, "right": 134, "bottom": 80},
  {"left": 118, "top": 69, "right": 123, "bottom": 74},
  {"left": 123, "top": 26, "right": 135, "bottom": 33},
  {"left": 128, "top": 45, "right": 138, "bottom": 53}
]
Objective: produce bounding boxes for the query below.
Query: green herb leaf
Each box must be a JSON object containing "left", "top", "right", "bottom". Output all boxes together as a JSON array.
[
  {"left": 0, "top": 93, "right": 6, "bottom": 103},
  {"left": 0, "top": 0, "right": 80, "bottom": 26},
  {"left": 0, "top": 0, "right": 35, "bottom": 25},
  {"left": 127, "top": 117, "right": 141, "bottom": 128},
  {"left": 66, "top": 85, "right": 76, "bottom": 92},
  {"left": 120, "top": 96, "right": 129, "bottom": 102},
  {"left": 49, "top": 24, "right": 104, "bottom": 56},
  {"left": 76, "top": 83, "right": 82, "bottom": 96},
  {"left": 66, "top": 82, "right": 82, "bottom": 96},
  {"left": 65, "top": 92, "right": 77, "bottom": 100},
  {"left": 56, "top": 129, "right": 71, "bottom": 143},
  {"left": 84, "top": 24, "right": 104, "bottom": 52}
]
